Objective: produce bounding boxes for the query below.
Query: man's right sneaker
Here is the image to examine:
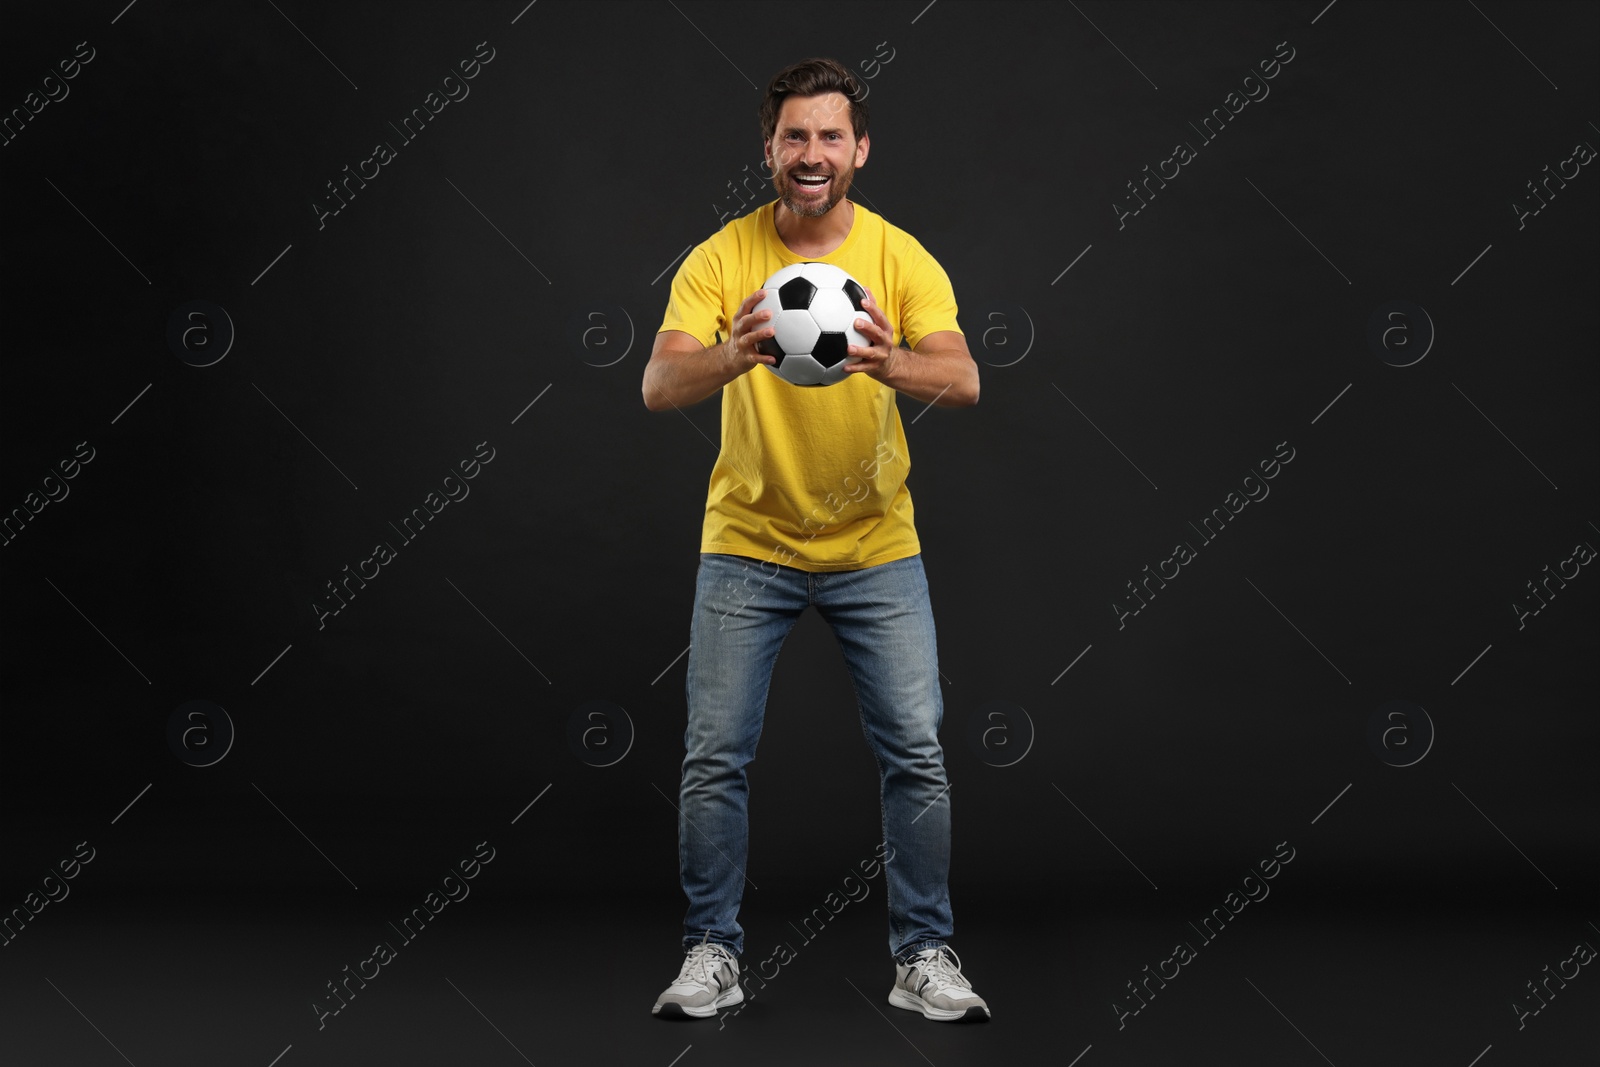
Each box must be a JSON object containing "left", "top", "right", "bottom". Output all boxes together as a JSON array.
[{"left": 652, "top": 937, "right": 743, "bottom": 1019}]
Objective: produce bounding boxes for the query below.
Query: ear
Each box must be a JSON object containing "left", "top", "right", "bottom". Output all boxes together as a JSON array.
[{"left": 855, "top": 132, "right": 870, "bottom": 169}]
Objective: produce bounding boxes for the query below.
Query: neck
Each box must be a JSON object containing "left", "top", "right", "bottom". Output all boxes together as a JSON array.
[{"left": 774, "top": 199, "right": 854, "bottom": 252}]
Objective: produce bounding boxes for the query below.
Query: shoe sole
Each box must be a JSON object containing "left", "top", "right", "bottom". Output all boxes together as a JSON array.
[
  {"left": 887, "top": 987, "right": 990, "bottom": 1022},
  {"left": 653, "top": 985, "right": 744, "bottom": 1019}
]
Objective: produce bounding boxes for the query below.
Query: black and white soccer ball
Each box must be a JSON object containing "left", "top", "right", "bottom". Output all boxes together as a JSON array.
[{"left": 752, "top": 263, "right": 870, "bottom": 387}]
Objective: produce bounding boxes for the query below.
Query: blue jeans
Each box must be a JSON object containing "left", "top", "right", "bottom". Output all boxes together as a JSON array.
[{"left": 678, "top": 551, "right": 954, "bottom": 962}]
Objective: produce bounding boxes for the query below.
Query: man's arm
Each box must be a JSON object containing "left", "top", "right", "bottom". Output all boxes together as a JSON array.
[
  {"left": 641, "top": 292, "right": 775, "bottom": 411},
  {"left": 842, "top": 284, "right": 980, "bottom": 408},
  {"left": 876, "top": 330, "right": 980, "bottom": 408}
]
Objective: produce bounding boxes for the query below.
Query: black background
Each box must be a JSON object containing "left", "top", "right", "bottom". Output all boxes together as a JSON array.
[{"left": 2, "top": 2, "right": 1596, "bottom": 1065}]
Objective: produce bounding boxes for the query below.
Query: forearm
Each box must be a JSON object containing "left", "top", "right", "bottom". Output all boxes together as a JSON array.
[
  {"left": 642, "top": 344, "right": 745, "bottom": 411},
  {"left": 878, "top": 347, "right": 980, "bottom": 407}
]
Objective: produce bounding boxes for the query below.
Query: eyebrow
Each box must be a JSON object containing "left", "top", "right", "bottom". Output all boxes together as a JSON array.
[{"left": 781, "top": 126, "right": 846, "bottom": 135}]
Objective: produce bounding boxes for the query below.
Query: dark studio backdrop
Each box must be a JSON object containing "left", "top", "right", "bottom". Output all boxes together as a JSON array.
[{"left": 1, "top": 1, "right": 1596, "bottom": 1065}]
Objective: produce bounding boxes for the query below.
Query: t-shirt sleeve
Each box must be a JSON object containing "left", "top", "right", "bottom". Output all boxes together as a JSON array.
[
  {"left": 899, "top": 244, "right": 963, "bottom": 351},
  {"left": 658, "top": 243, "right": 723, "bottom": 348}
]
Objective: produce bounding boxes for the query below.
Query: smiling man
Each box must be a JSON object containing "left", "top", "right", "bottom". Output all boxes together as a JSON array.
[{"left": 643, "top": 57, "right": 987, "bottom": 1024}]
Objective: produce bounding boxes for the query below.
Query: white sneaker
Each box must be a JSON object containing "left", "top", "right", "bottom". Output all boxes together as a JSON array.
[
  {"left": 652, "top": 936, "right": 744, "bottom": 1019},
  {"left": 888, "top": 946, "right": 991, "bottom": 1021}
]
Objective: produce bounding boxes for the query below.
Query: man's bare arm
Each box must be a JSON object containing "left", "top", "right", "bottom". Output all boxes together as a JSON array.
[{"left": 642, "top": 292, "right": 774, "bottom": 411}]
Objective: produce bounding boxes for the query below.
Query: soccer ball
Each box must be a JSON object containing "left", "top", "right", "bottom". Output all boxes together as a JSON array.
[{"left": 752, "top": 263, "right": 870, "bottom": 387}]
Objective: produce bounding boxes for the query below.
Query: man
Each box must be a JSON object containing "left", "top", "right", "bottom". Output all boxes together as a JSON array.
[{"left": 643, "top": 57, "right": 987, "bottom": 1023}]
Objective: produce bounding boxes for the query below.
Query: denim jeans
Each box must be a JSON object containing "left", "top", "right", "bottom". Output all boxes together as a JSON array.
[{"left": 678, "top": 551, "right": 954, "bottom": 963}]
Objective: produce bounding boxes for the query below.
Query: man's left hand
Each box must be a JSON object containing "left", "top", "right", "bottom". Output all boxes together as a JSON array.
[{"left": 843, "top": 288, "right": 903, "bottom": 382}]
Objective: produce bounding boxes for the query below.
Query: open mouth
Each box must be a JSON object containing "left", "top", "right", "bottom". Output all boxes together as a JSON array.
[{"left": 792, "top": 173, "right": 831, "bottom": 192}]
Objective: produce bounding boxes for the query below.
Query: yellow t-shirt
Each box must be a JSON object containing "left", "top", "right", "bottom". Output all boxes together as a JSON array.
[{"left": 658, "top": 199, "right": 962, "bottom": 572}]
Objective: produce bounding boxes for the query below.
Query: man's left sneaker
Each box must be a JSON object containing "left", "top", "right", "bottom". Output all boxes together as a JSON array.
[{"left": 888, "top": 946, "right": 991, "bottom": 1021}]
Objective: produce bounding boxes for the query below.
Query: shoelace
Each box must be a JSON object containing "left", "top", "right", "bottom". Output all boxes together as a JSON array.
[
  {"left": 678, "top": 936, "right": 733, "bottom": 985},
  {"left": 910, "top": 947, "right": 972, "bottom": 993}
]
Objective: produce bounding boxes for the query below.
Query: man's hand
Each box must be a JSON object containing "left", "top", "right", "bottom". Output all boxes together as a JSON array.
[
  {"left": 841, "top": 287, "right": 904, "bottom": 383},
  {"left": 723, "top": 291, "right": 778, "bottom": 375},
  {"left": 841, "top": 286, "right": 980, "bottom": 407}
]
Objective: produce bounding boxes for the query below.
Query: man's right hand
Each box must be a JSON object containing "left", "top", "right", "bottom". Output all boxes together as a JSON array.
[
  {"left": 724, "top": 291, "right": 778, "bottom": 373},
  {"left": 642, "top": 292, "right": 778, "bottom": 411}
]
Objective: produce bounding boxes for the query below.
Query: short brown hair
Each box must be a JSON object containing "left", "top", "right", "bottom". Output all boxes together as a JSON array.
[{"left": 758, "top": 57, "right": 870, "bottom": 146}]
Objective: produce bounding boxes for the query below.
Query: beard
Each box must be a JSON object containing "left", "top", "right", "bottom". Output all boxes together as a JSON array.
[{"left": 775, "top": 161, "right": 854, "bottom": 218}]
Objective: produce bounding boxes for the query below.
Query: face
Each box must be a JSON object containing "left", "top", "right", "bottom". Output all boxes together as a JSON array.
[{"left": 764, "top": 92, "right": 869, "bottom": 219}]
